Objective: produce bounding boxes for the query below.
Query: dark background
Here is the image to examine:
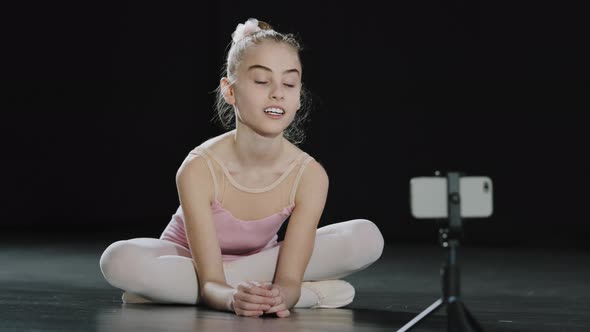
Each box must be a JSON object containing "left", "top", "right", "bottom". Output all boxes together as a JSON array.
[{"left": 3, "top": 1, "right": 589, "bottom": 248}]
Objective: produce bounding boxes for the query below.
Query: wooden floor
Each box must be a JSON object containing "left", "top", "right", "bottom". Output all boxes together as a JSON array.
[{"left": 1, "top": 233, "right": 589, "bottom": 332}]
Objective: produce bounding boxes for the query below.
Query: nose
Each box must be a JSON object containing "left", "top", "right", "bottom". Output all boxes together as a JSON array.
[{"left": 270, "top": 83, "right": 284, "bottom": 100}]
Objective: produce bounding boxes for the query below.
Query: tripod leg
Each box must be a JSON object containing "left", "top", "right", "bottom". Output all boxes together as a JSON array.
[
  {"left": 447, "top": 300, "right": 484, "bottom": 332},
  {"left": 462, "top": 303, "right": 484, "bottom": 331},
  {"left": 396, "top": 298, "right": 443, "bottom": 332}
]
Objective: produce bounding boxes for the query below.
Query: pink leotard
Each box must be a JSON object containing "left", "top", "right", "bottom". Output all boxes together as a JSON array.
[{"left": 160, "top": 145, "right": 314, "bottom": 261}]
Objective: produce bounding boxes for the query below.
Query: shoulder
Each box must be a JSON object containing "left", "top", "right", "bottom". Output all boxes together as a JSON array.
[
  {"left": 185, "top": 130, "right": 233, "bottom": 155},
  {"left": 176, "top": 134, "right": 223, "bottom": 190},
  {"left": 285, "top": 141, "right": 324, "bottom": 175},
  {"left": 176, "top": 133, "right": 232, "bottom": 190},
  {"left": 294, "top": 156, "right": 329, "bottom": 203},
  {"left": 195, "top": 131, "right": 234, "bottom": 154},
  {"left": 286, "top": 139, "right": 328, "bottom": 184},
  {"left": 176, "top": 153, "right": 212, "bottom": 186},
  {"left": 301, "top": 157, "right": 329, "bottom": 187},
  {"left": 289, "top": 142, "right": 327, "bottom": 180},
  {"left": 175, "top": 153, "right": 216, "bottom": 205},
  {"left": 180, "top": 131, "right": 234, "bottom": 168}
]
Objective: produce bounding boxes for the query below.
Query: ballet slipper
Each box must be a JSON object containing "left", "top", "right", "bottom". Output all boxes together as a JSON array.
[
  {"left": 301, "top": 280, "right": 355, "bottom": 309},
  {"left": 121, "top": 291, "right": 153, "bottom": 304}
]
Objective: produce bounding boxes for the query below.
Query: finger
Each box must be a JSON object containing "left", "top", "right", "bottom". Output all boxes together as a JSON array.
[
  {"left": 234, "top": 298, "right": 271, "bottom": 311},
  {"left": 273, "top": 288, "right": 280, "bottom": 297},
  {"left": 234, "top": 308, "right": 264, "bottom": 317},
  {"left": 249, "top": 280, "right": 273, "bottom": 290},
  {"left": 235, "top": 292, "right": 276, "bottom": 305},
  {"left": 267, "top": 286, "right": 280, "bottom": 297},
  {"left": 258, "top": 283, "right": 273, "bottom": 290},
  {"left": 236, "top": 283, "right": 271, "bottom": 299},
  {"left": 238, "top": 281, "right": 260, "bottom": 291},
  {"left": 264, "top": 305, "right": 279, "bottom": 314},
  {"left": 268, "top": 294, "right": 283, "bottom": 307},
  {"left": 245, "top": 285, "right": 274, "bottom": 298},
  {"left": 265, "top": 302, "right": 287, "bottom": 314},
  {"left": 238, "top": 280, "right": 264, "bottom": 290},
  {"left": 276, "top": 309, "right": 290, "bottom": 318},
  {"left": 231, "top": 298, "right": 264, "bottom": 317},
  {"left": 248, "top": 280, "right": 265, "bottom": 288}
]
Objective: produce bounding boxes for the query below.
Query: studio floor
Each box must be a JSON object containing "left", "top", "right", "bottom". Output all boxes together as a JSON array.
[{"left": 1, "top": 233, "right": 589, "bottom": 332}]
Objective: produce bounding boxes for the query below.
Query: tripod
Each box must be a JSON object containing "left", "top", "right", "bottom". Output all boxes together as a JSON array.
[{"left": 397, "top": 172, "right": 484, "bottom": 332}]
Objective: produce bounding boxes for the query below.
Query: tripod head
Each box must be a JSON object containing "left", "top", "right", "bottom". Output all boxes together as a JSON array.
[{"left": 441, "top": 172, "right": 466, "bottom": 248}]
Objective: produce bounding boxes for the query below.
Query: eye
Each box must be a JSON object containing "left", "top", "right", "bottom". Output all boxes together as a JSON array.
[
  {"left": 284, "top": 84, "right": 295, "bottom": 88},
  {"left": 254, "top": 81, "right": 268, "bottom": 85}
]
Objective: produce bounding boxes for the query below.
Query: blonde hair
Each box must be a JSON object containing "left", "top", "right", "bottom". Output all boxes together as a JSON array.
[{"left": 214, "top": 19, "right": 311, "bottom": 145}]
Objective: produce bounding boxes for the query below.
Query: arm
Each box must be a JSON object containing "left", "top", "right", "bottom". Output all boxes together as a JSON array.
[
  {"left": 269, "top": 160, "right": 329, "bottom": 310},
  {"left": 176, "top": 155, "right": 234, "bottom": 311},
  {"left": 178, "top": 154, "right": 287, "bottom": 316}
]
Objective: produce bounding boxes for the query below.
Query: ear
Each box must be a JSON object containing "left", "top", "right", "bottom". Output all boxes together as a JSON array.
[{"left": 220, "top": 77, "right": 235, "bottom": 105}]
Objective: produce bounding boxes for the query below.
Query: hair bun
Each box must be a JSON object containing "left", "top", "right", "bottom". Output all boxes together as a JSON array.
[{"left": 231, "top": 18, "right": 273, "bottom": 43}]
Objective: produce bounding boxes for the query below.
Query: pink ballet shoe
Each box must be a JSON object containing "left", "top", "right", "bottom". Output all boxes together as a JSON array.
[
  {"left": 121, "top": 291, "right": 153, "bottom": 304},
  {"left": 301, "top": 280, "right": 355, "bottom": 309}
]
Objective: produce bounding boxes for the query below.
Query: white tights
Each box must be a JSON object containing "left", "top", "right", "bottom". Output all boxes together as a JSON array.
[{"left": 99, "top": 219, "right": 384, "bottom": 306}]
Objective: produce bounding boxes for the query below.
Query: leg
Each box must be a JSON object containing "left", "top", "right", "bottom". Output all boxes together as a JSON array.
[
  {"left": 224, "top": 218, "right": 385, "bottom": 285},
  {"left": 223, "top": 219, "right": 384, "bottom": 308},
  {"left": 99, "top": 238, "right": 199, "bottom": 305},
  {"left": 99, "top": 219, "right": 384, "bottom": 306},
  {"left": 305, "top": 218, "right": 385, "bottom": 280}
]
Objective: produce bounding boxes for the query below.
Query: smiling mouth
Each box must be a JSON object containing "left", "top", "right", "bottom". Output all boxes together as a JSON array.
[
  {"left": 263, "top": 107, "right": 285, "bottom": 119},
  {"left": 263, "top": 107, "right": 285, "bottom": 115}
]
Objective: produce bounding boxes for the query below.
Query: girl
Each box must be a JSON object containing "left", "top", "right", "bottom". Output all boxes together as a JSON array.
[{"left": 100, "top": 18, "right": 384, "bottom": 318}]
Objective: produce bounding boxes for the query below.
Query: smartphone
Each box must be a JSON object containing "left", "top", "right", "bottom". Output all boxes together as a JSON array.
[{"left": 410, "top": 176, "right": 493, "bottom": 219}]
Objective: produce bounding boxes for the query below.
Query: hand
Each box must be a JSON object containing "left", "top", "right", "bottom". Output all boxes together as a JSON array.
[
  {"left": 261, "top": 283, "right": 291, "bottom": 318},
  {"left": 231, "top": 281, "right": 276, "bottom": 317}
]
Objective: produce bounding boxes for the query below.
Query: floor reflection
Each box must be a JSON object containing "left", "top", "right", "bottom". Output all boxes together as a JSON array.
[{"left": 94, "top": 303, "right": 405, "bottom": 332}]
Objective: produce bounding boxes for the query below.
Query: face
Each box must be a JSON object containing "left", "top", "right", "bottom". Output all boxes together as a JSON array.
[{"left": 223, "top": 40, "right": 302, "bottom": 138}]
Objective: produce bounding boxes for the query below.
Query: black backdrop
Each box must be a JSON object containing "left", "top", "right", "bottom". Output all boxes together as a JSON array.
[{"left": 3, "top": 1, "right": 589, "bottom": 248}]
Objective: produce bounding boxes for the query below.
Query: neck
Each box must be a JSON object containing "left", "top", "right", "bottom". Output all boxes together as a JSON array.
[{"left": 230, "top": 126, "right": 285, "bottom": 169}]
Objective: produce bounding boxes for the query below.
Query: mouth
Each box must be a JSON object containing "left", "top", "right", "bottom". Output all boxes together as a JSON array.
[{"left": 263, "top": 107, "right": 285, "bottom": 119}]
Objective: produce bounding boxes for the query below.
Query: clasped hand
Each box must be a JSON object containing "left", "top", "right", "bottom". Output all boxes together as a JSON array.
[{"left": 231, "top": 280, "right": 290, "bottom": 318}]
